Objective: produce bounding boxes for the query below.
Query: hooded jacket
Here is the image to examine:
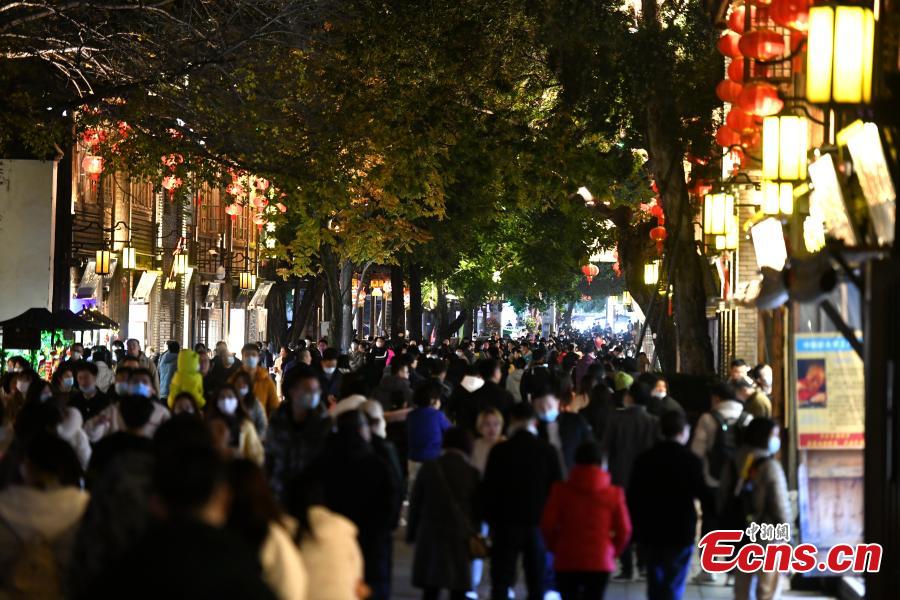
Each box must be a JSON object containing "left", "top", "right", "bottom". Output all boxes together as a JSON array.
[
  {"left": 231, "top": 366, "right": 279, "bottom": 416},
  {"left": 540, "top": 465, "right": 631, "bottom": 573},
  {"left": 157, "top": 351, "right": 180, "bottom": 398},
  {"left": 167, "top": 350, "right": 205, "bottom": 409},
  {"left": 690, "top": 399, "right": 749, "bottom": 487}
]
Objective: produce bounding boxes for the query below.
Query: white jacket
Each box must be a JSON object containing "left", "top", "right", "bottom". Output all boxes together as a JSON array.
[
  {"left": 84, "top": 401, "right": 171, "bottom": 443},
  {"left": 260, "top": 518, "right": 308, "bottom": 600},
  {"left": 300, "top": 507, "right": 363, "bottom": 600},
  {"left": 56, "top": 408, "right": 91, "bottom": 469}
]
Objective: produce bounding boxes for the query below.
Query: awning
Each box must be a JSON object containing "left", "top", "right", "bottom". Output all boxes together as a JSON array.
[
  {"left": 77, "top": 308, "right": 119, "bottom": 329},
  {"left": 132, "top": 271, "right": 158, "bottom": 303},
  {"left": 76, "top": 259, "right": 118, "bottom": 299},
  {"left": 205, "top": 282, "right": 222, "bottom": 304},
  {"left": 249, "top": 281, "right": 274, "bottom": 308}
]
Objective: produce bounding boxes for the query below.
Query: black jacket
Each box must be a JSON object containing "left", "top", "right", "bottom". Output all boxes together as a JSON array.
[
  {"left": 482, "top": 429, "right": 562, "bottom": 527},
  {"left": 603, "top": 405, "right": 660, "bottom": 489},
  {"left": 628, "top": 440, "right": 712, "bottom": 547},
  {"left": 447, "top": 381, "right": 514, "bottom": 433},
  {"left": 519, "top": 363, "right": 554, "bottom": 403},
  {"left": 537, "top": 412, "right": 593, "bottom": 472}
]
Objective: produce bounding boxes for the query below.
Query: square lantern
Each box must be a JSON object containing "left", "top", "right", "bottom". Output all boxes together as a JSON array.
[
  {"left": 762, "top": 116, "right": 809, "bottom": 182},
  {"left": 806, "top": 5, "right": 875, "bottom": 105},
  {"left": 703, "top": 193, "right": 734, "bottom": 236},
  {"left": 121, "top": 246, "right": 136, "bottom": 270},
  {"left": 95, "top": 249, "right": 112, "bottom": 275},
  {"left": 761, "top": 181, "right": 794, "bottom": 216},
  {"left": 644, "top": 261, "right": 660, "bottom": 286},
  {"left": 173, "top": 253, "right": 188, "bottom": 275},
  {"left": 239, "top": 271, "right": 254, "bottom": 290},
  {"left": 751, "top": 218, "right": 788, "bottom": 271},
  {"left": 724, "top": 213, "right": 740, "bottom": 251}
]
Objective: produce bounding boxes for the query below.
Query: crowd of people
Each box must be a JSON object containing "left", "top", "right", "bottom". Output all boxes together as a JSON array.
[{"left": 0, "top": 331, "right": 789, "bottom": 600}]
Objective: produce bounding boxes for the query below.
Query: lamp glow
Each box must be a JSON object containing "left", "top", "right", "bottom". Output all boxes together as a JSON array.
[
  {"left": 751, "top": 218, "right": 788, "bottom": 271},
  {"left": 762, "top": 116, "right": 808, "bottom": 181},
  {"left": 95, "top": 250, "right": 111, "bottom": 275},
  {"left": 761, "top": 181, "right": 794, "bottom": 216},
  {"left": 806, "top": 5, "right": 874, "bottom": 104},
  {"left": 173, "top": 253, "right": 188, "bottom": 275},
  {"left": 644, "top": 261, "right": 660, "bottom": 286},
  {"left": 121, "top": 246, "right": 136, "bottom": 270}
]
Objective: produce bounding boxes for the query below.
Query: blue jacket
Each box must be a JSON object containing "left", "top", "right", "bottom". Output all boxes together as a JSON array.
[
  {"left": 407, "top": 406, "right": 451, "bottom": 462},
  {"left": 158, "top": 351, "right": 179, "bottom": 398}
]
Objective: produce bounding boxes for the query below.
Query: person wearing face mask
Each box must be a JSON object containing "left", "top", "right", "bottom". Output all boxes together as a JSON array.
[
  {"left": 59, "top": 343, "right": 85, "bottom": 369},
  {"left": 317, "top": 347, "right": 343, "bottom": 406},
  {"left": 628, "top": 411, "right": 712, "bottom": 600},
  {"left": 124, "top": 339, "right": 160, "bottom": 394},
  {"left": 68, "top": 362, "right": 111, "bottom": 421},
  {"left": 230, "top": 343, "right": 279, "bottom": 417},
  {"left": 718, "top": 418, "right": 791, "bottom": 600},
  {"left": 51, "top": 365, "right": 76, "bottom": 398},
  {"left": 533, "top": 385, "right": 593, "bottom": 475},
  {"left": 637, "top": 373, "right": 685, "bottom": 418},
  {"left": 208, "top": 385, "right": 264, "bottom": 466},
  {"left": 207, "top": 342, "right": 242, "bottom": 399},
  {"left": 233, "top": 370, "right": 267, "bottom": 440},
  {"left": 109, "top": 367, "right": 133, "bottom": 403},
  {"left": 83, "top": 368, "right": 171, "bottom": 443},
  {"left": 265, "top": 366, "right": 331, "bottom": 504}
]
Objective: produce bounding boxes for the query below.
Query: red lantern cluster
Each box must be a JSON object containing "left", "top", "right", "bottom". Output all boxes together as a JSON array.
[
  {"left": 717, "top": 32, "right": 742, "bottom": 58},
  {"left": 581, "top": 263, "right": 600, "bottom": 284},
  {"left": 739, "top": 29, "right": 786, "bottom": 61},
  {"left": 716, "top": 80, "right": 743, "bottom": 103},
  {"left": 737, "top": 81, "right": 784, "bottom": 116},
  {"left": 770, "top": 0, "right": 810, "bottom": 31}
]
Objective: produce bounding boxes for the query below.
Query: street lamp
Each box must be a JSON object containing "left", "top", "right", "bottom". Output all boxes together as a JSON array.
[
  {"left": 644, "top": 260, "right": 660, "bottom": 285},
  {"left": 806, "top": 4, "right": 875, "bottom": 105},
  {"left": 750, "top": 218, "right": 788, "bottom": 271},
  {"left": 239, "top": 271, "right": 254, "bottom": 290},
  {"left": 760, "top": 115, "right": 808, "bottom": 216},
  {"left": 173, "top": 253, "right": 188, "bottom": 275},
  {"left": 761, "top": 181, "right": 795, "bottom": 216},
  {"left": 703, "top": 193, "right": 734, "bottom": 237},
  {"left": 95, "top": 249, "right": 112, "bottom": 275},
  {"left": 121, "top": 246, "right": 136, "bottom": 270}
]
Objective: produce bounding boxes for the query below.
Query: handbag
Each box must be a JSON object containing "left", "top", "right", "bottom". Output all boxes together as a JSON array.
[{"left": 433, "top": 459, "right": 491, "bottom": 559}]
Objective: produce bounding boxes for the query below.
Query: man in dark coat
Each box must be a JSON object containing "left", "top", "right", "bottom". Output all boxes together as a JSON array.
[
  {"left": 519, "top": 348, "right": 554, "bottom": 403},
  {"left": 603, "top": 381, "right": 660, "bottom": 580},
  {"left": 372, "top": 358, "right": 413, "bottom": 411},
  {"left": 629, "top": 410, "right": 712, "bottom": 599},
  {"left": 482, "top": 402, "right": 562, "bottom": 600},
  {"left": 407, "top": 427, "right": 481, "bottom": 598},
  {"left": 264, "top": 366, "right": 331, "bottom": 504}
]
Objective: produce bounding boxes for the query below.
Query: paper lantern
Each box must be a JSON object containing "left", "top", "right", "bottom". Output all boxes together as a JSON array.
[
  {"left": 770, "top": 0, "right": 810, "bottom": 31},
  {"left": 239, "top": 271, "right": 255, "bottom": 290},
  {"left": 728, "top": 5, "right": 756, "bottom": 33},
  {"left": 761, "top": 181, "right": 794, "bottom": 215},
  {"left": 726, "top": 108, "right": 761, "bottom": 134},
  {"left": 806, "top": 5, "right": 874, "bottom": 104},
  {"left": 644, "top": 261, "right": 660, "bottom": 286},
  {"left": 738, "top": 82, "right": 784, "bottom": 117},
  {"left": 718, "top": 32, "right": 743, "bottom": 58},
  {"left": 716, "top": 79, "right": 744, "bottom": 103},
  {"left": 225, "top": 204, "right": 242, "bottom": 219},
  {"left": 95, "top": 249, "right": 111, "bottom": 275},
  {"left": 81, "top": 155, "right": 104, "bottom": 181},
  {"left": 762, "top": 115, "right": 809, "bottom": 181},
  {"left": 727, "top": 58, "right": 746, "bottom": 83},
  {"left": 739, "top": 29, "right": 786, "bottom": 61},
  {"left": 703, "top": 193, "right": 734, "bottom": 236},
  {"left": 173, "top": 253, "right": 189, "bottom": 275},
  {"left": 581, "top": 263, "right": 600, "bottom": 284},
  {"left": 121, "top": 246, "right": 136, "bottom": 270},
  {"left": 716, "top": 125, "right": 742, "bottom": 148}
]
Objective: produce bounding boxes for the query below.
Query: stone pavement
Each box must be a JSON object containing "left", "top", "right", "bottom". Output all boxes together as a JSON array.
[{"left": 391, "top": 532, "right": 835, "bottom": 600}]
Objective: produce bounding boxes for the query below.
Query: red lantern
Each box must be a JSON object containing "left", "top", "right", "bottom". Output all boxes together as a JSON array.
[
  {"left": 715, "top": 125, "right": 742, "bottom": 148},
  {"left": 747, "top": 0, "right": 773, "bottom": 7},
  {"left": 726, "top": 108, "right": 761, "bottom": 134},
  {"left": 226, "top": 182, "right": 245, "bottom": 197},
  {"left": 738, "top": 29, "right": 786, "bottom": 61},
  {"left": 737, "top": 81, "right": 783, "bottom": 116},
  {"left": 161, "top": 175, "right": 182, "bottom": 199},
  {"left": 81, "top": 155, "right": 104, "bottom": 181},
  {"left": 740, "top": 129, "right": 761, "bottom": 150},
  {"left": 276, "top": 202, "right": 288, "bottom": 213},
  {"left": 716, "top": 79, "right": 743, "bottom": 103},
  {"left": 650, "top": 226, "right": 668, "bottom": 254},
  {"left": 717, "top": 32, "right": 743, "bottom": 58},
  {"left": 728, "top": 5, "right": 757, "bottom": 34},
  {"left": 770, "top": 0, "right": 809, "bottom": 31},
  {"left": 253, "top": 214, "right": 266, "bottom": 226},
  {"left": 161, "top": 153, "right": 184, "bottom": 171},
  {"left": 254, "top": 177, "right": 270, "bottom": 192},
  {"left": 225, "top": 203, "right": 242, "bottom": 220},
  {"left": 581, "top": 263, "right": 600, "bottom": 284},
  {"left": 727, "top": 58, "right": 746, "bottom": 83},
  {"left": 81, "top": 129, "right": 107, "bottom": 149}
]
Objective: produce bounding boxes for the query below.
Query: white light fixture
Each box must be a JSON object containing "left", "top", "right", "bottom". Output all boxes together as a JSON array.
[
  {"left": 837, "top": 120, "right": 896, "bottom": 245},
  {"left": 751, "top": 218, "right": 788, "bottom": 271}
]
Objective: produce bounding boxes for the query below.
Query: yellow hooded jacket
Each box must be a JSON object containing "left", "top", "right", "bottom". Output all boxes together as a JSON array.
[{"left": 167, "top": 349, "right": 205, "bottom": 409}]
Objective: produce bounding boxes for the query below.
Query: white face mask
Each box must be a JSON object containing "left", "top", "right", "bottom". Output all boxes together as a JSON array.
[
  {"left": 651, "top": 390, "right": 667, "bottom": 399},
  {"left": 237, "top": 386, "right": 250, "bottom": 398},
  {"left": 40, "top": 389, "right": 53, "bottom": 403},
  {"left": 131, "top": 382, "right": 152, "bottom": 398},
  {"left": 115, "top": 382, "right": 130, "bottom": 396},
  {"left": 218, "top": 397, "right": 238, "bottom": 415},
  {"left": 61, "top": 376, "right": 74, "bottom": 391},
  {"left": 225, "top": 355, "right": 235, "bottom": 366},
  {"left": 323, "top": 366, "right": 336, "bottom": 376},
  {"left": 79, "top": 383, "right": 96, "bottom": 395},
  {"left": 70, "top": 352, "right": 82, "bottom": 361},
  {"left": 244, "top": 356, "right": 259, "bottom": 369}
]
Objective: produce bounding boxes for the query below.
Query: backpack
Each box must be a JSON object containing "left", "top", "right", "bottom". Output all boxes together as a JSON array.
[
  {"left": 718, "top": 455, "right": 771, "bottom": 536},
  {"left": 707, "top": 410, "right": 752, "bottom": 482},
  {"left": 2, "top": 526, "right": 61, "bottom": 599}
]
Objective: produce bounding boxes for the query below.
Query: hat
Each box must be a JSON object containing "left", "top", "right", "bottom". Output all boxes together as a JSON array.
[
  {"left": 614, "top": 372, "right": 634, "bottom": 391},
  {"left": 732, "top": 376, "right": 754, "bottom": 390}
]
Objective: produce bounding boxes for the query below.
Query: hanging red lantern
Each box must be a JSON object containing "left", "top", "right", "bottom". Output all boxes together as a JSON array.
[
  {"left": 726, "top": 108, "right": 761, "bottom": 134},
  {"left": 738, "top": 29, "right": 786, "bottom": 61},
  {"left": 226, "top": 182, "right": 245, "bottom": 197},
  {"left": 728, "top": 5, "right": 757, "bottom": 34},
  {"left": 581, "top": 263, "right": 600, "bottom": 284},
  {"left": 747, "top": 0, "right": 773, "bottom": 7},
  {"left": 716, "top": 79, "right": 744, "bottom": 103},
  {"left": 650, "top": 226, "right": 668, "bottom": 254},
  {"left": 81, "top": 155, "right": 104, "bottom": 181},
  {"left": 769, "top": 0, "right": 809, "bottom": 31},
  {"left": 727, "top": 58, "right": 746, "bottom": 83},
  {"left": 81, "top": 129, "right": 107, "bottom": 149},
  {"left": 276, "top": 202, "right": 288, "bottom": 213},
  {"left": 715, "top": 125, "right": 742, "bottom": 148},
  {"left": 717, "top": 32, "right": 743, "bottom": 58},
  {"left": 161, "top": 153, "right": 184, "bottom": 171},
  {"left": 254, "top": 177, "right": 270, "bottom": 192},
  {"left": 740, "top": 129, "right": 761, "bottom": 150},
  {"left": 737, "top": 81, "right": 783, "bottom": 116},
  {"left": 251, "top": 194, "right": 268, "bottom": 210},
  {"left": 225, "top": 203, "right": 242, "bottom": 220},
  {"left": 161, "top": 175, "right": 182, "bottom": 199},
  {"left": 253, "top": 214, "right": 266, "bottom": 227}
]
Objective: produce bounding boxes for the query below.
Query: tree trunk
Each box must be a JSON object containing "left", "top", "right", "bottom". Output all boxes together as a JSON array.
[
  {"left": 290, "top": 276, "right": 319, "bottom": 344},
  {"left": 320, "top": 246, "right": 349, "bottom": 349},
  {"left": 408, "top": 261, "right": 423, "bottom": 341},
  {"left": 390, "top": 262, "right": 405, "bottom": 339},
  {"left": 462, "top": 307, "right": 474, "bottom": 339},
  {"left": 562, "top": 300, "right": 576, "bottom": 330},
  {"left": 266, "top": 278, "right": 289, "bottom": 350},
  {"left": 339, "top": 261, "right": 354, "bottom": 351}
]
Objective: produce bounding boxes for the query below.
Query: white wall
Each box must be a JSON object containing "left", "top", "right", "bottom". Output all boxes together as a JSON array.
[{"left": 0, "top": 160, "right": 57, "bottom": 321}]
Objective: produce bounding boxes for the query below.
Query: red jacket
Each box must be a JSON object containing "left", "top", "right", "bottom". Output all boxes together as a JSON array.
[{"left": 540, "top": 465, "right": 631, "bottom": 573}]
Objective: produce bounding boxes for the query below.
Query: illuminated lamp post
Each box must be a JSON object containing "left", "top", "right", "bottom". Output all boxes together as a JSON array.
[
  {"left": 760, "top": 115, "right": 809, "bottom": 216},
  {"left": 806, "top": 4, "right": 875, "bottom": 104}
]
